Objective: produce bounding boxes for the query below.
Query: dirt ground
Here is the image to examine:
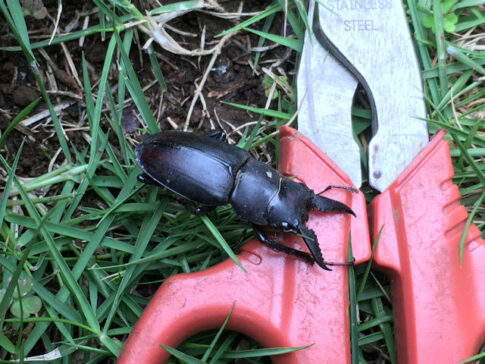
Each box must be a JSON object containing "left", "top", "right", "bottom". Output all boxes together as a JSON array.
[{"left": 0, "top": 0, "right": 290, "bottom": 178}]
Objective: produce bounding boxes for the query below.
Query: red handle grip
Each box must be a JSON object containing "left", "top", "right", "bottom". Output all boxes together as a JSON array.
[
  {"left": 117, "top": 126, "right": 370, "bottom": 363},
  {"left": 370, "top": 130, "right": 485, "bottom": 363}
]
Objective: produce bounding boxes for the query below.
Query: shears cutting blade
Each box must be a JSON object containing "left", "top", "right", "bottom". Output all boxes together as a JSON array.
[{"left": 298, "top": 0, "right": 428, "bottom": 191}]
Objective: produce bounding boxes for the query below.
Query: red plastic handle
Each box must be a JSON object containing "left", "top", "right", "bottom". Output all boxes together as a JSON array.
[
  {"left": 117, "top": 126, "right": 371, "bottom": 363},
  {"left": 370, "top": 130, "right": 485, "bottom": 363}
]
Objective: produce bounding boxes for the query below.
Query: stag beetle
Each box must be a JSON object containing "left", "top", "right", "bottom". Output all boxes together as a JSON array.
[{"left": 135, "top": 130, "right": 355, "bottom": 271}]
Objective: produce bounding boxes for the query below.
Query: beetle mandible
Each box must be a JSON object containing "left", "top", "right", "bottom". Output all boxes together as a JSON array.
[{"left": 135, "top": 130, "right": 355, "bottom": 271}]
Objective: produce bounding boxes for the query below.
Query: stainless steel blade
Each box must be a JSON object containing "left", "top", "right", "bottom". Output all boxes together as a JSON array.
[
  {"left": 316, "top": 0, "right": 428, "bottom": 192},
  {"left": 297, "top": 4, "right": 361, "bottom": 187}
]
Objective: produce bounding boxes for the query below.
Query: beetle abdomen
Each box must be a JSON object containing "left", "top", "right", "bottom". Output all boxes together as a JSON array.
[
  {"left": 135, "top": 131, "right": 251, "bottom": 206},
  {"left": 230, "top": 158, "right": 280, "bottom": 225}
]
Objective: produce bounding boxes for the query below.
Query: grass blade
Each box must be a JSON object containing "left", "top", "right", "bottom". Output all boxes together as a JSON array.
[
  {"left": 201, "top": 216, "right": 247, "bottom": 273},
  {"left": 348, "top": 235, "right": 359, "bottom": 364},
  {"left": 0, "top": 156, "right": 101, "bottom": 335},
  {"left": 159, "top": 345, "right": 205, "bottom": 364},
  {"left": 244, "top": 27, "right": 302, "bottom": 52},
  {"left": 0, "top": 98, "right": 40, "bottom": 148},
  {"left": 216, "top": 4, "right": 281, "bottom": 37},
  {"left": 202, "top": 302, "right": 235, "bottom": 362}
]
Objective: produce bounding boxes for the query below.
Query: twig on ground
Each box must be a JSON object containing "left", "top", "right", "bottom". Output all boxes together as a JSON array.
[
  {"left": 184, "top": 31, "right": 237, "bottom": 130},
  {"left": 49, "top": 1, "right": 62, "bottom": 45},
  {"left": 21, "top": 102, "right": 75, "bottom": 127}
]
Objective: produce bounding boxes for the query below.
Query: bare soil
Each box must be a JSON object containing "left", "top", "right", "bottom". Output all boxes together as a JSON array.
[{"left": 0, "top": 0, "right": 292, "bottom": 178}]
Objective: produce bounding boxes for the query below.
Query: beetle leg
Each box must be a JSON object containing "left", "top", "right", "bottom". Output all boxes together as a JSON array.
[
  {"left": 327, "top": 257, "right": 356, "bottom": 266},
  {"left": 204, "top": 130, "right": 226, "bottom": 141},
  {"left": 194, "top": 205, "right": 215, "bottom": 215},
  {"left": 231, "top": 228, "right": 250, "bottom": 252},
  {"left": 252, "top": 224, "right": 314, "bottom": 264},
  {"left": 312, "top": 194, "right": 356, "bottom": 217}
]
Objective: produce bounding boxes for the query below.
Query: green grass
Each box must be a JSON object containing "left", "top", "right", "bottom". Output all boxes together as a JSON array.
[{"left": 0, "top": 0, "right": 484, "bottom": 363}]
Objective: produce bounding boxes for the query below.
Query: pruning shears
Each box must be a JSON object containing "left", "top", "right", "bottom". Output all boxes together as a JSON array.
[{"left": 118, "top": 1, "right": 485, "bottom": 363}]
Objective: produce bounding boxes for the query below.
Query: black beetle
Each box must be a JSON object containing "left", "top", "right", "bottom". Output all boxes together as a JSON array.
[{"left": 135, "top": 130, "right": 355, "bottom": 271}]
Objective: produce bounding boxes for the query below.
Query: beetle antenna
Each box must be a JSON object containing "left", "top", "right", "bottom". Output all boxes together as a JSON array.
[{"left": 317, "top": 185, "right": 358, "bottom": 195}]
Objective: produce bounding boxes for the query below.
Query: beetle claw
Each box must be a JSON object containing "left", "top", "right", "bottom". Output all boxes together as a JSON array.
[
  {"left": 299, "top": 225, "right": 356, "bottom": 270},
  {"left": 298, "top": 226, "right": 332, "bottom": 271},
  {"left": 312, "top": 195, "right": 356, "bottom": 217}
]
